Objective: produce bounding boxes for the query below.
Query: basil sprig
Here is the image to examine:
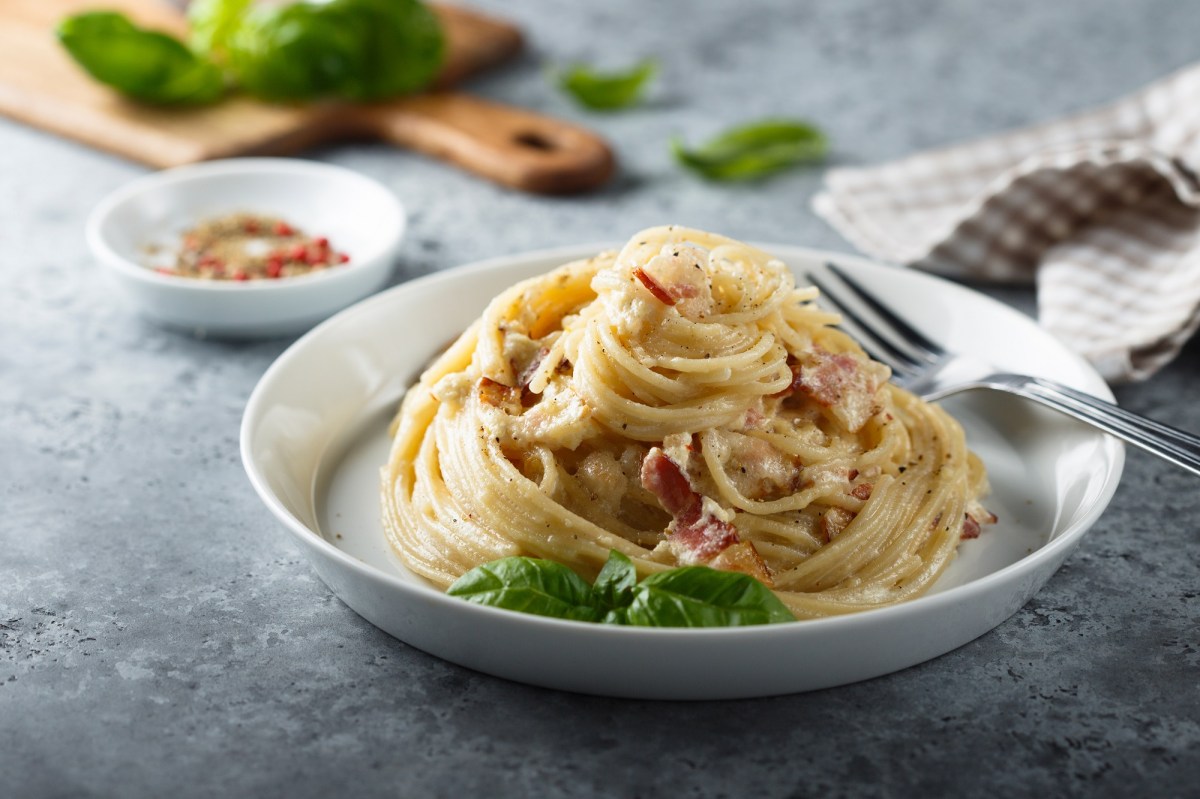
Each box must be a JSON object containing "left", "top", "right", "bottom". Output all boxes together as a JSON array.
[
  {"left": 57, "top": 12, "right": 226, "bottom": 105},
  {"left": 556, "top": 59, "right": 657, "bottom": 111},
  {"left": 213, "top": 0, "right": 445, "bottom": 102},
  {"left": 448, "top": 550, "right": 795, "bottom": 627},
  {"left": 671, "top": 119, "right": 829, "bottom": 181},
  {"left": 57, "top": 0, "right": 444, "bottom": 106}
]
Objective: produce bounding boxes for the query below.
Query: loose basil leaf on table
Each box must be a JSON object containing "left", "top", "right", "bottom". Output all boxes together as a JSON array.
[
  {"left": 557, "top": 59, "right": 657, "bottom": 110},
  {"left": 56, "top": 12, "right": 226, "bottom": 105},
  {"left": 671, "top": 119, "right": 828, "bottom": 181},
  {"left": 447, "top": 556, "right": 603, "bottom": 622},
  {"left": 213, "top": 0, "right": 445, "bottom": 101},
  {"left": 623, "top": 567, "right": 796, "bottom": 627}
]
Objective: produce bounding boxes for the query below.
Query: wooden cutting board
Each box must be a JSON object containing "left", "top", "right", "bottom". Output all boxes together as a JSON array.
[{"left": 0, "top": 0, "right": 614, "bottom": 193}]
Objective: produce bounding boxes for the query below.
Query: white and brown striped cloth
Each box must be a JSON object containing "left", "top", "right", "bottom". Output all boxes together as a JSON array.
[{"left": 813, "top": 63, "right": 1200, "bottom": 382}]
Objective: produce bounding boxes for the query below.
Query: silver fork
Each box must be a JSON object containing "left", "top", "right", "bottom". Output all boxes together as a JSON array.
[{"left": 806, "top": 263, "right": 1200, "bottom": 477}]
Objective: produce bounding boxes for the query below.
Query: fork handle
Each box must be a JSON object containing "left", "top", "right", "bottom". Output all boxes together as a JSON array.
[{"left": 986, "top": 373, "right": 1200, "bottom": 475}]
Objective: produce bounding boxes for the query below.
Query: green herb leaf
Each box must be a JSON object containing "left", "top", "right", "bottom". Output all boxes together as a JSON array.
[
  {"left": 557, "top": 59, "right": 657, "bottom": 111},
  {"left": 671, "top": 119, "right": 828, "bottom": 181},
  {"left": 226, "top": 0, "right": 445, "bottom": 102},
  {"left": 56, "top": 12, "right": 225, "bottom": 105},
  {"left": 186, "top": 0, "right": 253, "bottom": 61},
  {"left": 591, "top": 550, "right": 637, "bottom": 611},
  {"left": 448, "top": 549, "right": 796, "bottom": 628},
  {"left": 624, "top": 567, "right": 795, "bottom": 627},
  {"left": 447, "top": 557, "right": 601, "bottom": 622},
  {"left": 601, "top": 608, "right": 629, "bottom": 625}
]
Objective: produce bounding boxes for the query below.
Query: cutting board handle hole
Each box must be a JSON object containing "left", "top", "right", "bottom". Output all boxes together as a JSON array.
[{"left": 513, "top": 131, "right": 558, "bottom": 152}]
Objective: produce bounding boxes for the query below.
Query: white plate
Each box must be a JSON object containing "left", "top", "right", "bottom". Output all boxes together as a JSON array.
[{"left": 241, "top": 244, "right": 1124, "bottom": 699}]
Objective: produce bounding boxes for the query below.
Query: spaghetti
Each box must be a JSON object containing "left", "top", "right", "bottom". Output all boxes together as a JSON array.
[{"left": 382, "top": 227, "right": 993, "bottom": 619}]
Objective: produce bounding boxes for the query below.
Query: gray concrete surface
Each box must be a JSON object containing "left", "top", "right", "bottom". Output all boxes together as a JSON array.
[{"left": 2, "top": 1, "right": 1198, "bottom": 796}]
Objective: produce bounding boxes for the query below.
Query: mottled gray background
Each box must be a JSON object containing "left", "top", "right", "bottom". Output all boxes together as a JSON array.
[{"left": 2, "top": 0, "right": 1198, "bottom": 796}]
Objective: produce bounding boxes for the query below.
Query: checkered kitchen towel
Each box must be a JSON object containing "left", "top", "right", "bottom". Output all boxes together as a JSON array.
[{"left": 813, "top": 63, "right": 1200, "bottom": 382}]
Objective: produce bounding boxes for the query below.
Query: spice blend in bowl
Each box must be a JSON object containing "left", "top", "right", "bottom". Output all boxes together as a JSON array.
[
  {"left": 152, "top": 212, "right": 351, "bottom": 281},
  {"left": 88, "top": 158, "right": 405, "bottom": 337}
]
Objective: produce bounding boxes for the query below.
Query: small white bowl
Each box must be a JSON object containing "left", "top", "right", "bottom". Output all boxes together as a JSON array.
[{"left": 87, "top": 158, "right": 406, "bottom": 338}]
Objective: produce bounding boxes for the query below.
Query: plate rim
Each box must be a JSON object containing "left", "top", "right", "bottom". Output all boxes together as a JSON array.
[{"left": 240, "top": 242, "right": 1125, "bottom": 643}]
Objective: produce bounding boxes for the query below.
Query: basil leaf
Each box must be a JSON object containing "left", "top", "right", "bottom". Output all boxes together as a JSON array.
[
  {"left": 557, "top": 59, "right": 657, "bottom": 110},
  {"left": 57, "top": 12, "right": 225, "bottom": 105},
  {"left": 187, "top": 0, "right": 253, "bottom": 60},
  {"left": 447, "top": 557, "right": 601, "bottom": 622},
  {"left": 227, "top": 0, "right": 445, "bottom": 102},
  {"left": 446, "top": 549, "right": 794, "bottom": 627},
  {"left": 602, "top": 608, "right": 628, "bottom": 625},
  {"left": 624, "top": 567, "right": 795, "bottom": 627},
  {"left": 671, "top": 119, "right": 828, "bottom": 181},
  {"left": 591, "top": 550, "right": 637, "bottom": 611}
]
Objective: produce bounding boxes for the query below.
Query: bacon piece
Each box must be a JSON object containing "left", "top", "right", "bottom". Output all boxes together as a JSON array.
[
  {"left": 797, "top": 349, "right": 862, "bottom": 408},
  {"left": 477, "top": 376, "right": 518, "bottom": 409},
  {"left": 793, "top": 348, "right": 886, "bottom": 432},
  {"left": 633, "top": 266, "right": 676, "bottom": 306},
  {"left": 640, "top": 447, "right": 696, "bottom": 517},
  {"left": 708, "top": 542, "right": 773, "bottom": 585},
  {"left": 670, "top": 510, "right": 741, "bottom": 563},
  {"left": 820, "top": 507, "right": 855, "bottom": 543},
  {"left": 638, "top": 247, "right": 711, "bottom": 314},
  {"left": 640, "top": 447, "right": 773, "bottom": 584},
  {"left": 633, "top": 267, "right": 701, "bottom": 305},
  {"left": 960, "top": 507, "right": 997, "bottom": 540},
  {"left": 850, "top": 483, "right": 873, "bottom": 500}
]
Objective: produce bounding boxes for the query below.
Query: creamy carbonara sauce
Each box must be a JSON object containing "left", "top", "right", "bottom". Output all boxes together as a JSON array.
[{"left": 382, "top": 226, "right": 993, "bottom": 618}]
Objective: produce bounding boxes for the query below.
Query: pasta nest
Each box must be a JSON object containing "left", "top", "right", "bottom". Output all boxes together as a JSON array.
[{"left": 383, "top": 226, "right": 992, "bottom": 618}]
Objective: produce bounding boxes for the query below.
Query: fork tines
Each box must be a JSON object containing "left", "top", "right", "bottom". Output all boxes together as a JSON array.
[{"left": 804, "top": 263, "right": 944, "bottom": 378}]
